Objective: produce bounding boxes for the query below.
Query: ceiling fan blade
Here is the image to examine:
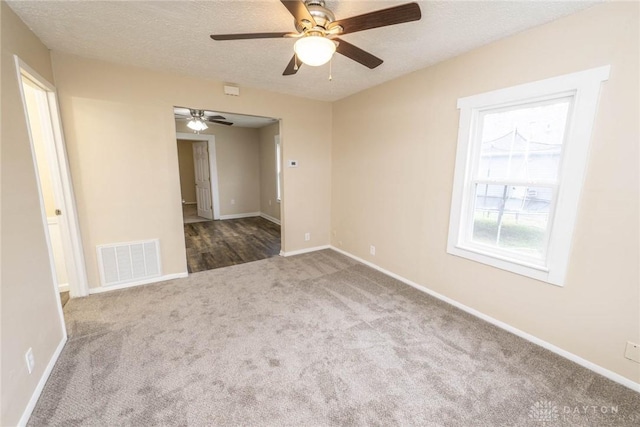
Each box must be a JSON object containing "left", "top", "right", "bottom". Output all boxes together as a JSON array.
[
  {"left": 334, "top": 38, "right": 383, "bottom": 69},
  {"left": 328, "top": 2, "right": 421, "bottom": 35},
  {"left": 204, "top": 114, "right": 226, "bottom": 120},
  {"left": 283, "top": 54, "right": 301, "bottom": 76},
  {"left": 210, "top": 32, "right": 293, "bottom": 41},
  {"left": 208, "top": 119, "right": 233, "bottom": 126},
  {"left": 280, "top": 0, "right": 316, "bottom": 29}
]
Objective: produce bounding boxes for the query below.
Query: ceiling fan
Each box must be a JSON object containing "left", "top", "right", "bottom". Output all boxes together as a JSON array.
[
  {"left": 175, "top": 108, "right": 233, "bottom": 132},
  {"left": 210, "top": 0, "right": 422, "bottom": 76}
]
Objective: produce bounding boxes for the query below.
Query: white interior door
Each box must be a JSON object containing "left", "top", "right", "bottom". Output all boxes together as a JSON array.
[
  {"left": 193, "top": 141, "right": 214, "bottom": 220},
  {"left": 17, "top": 57, "right": 89, "bottom": 298}
]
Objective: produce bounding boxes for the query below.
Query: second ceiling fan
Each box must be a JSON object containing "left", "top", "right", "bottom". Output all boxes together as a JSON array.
[{"left": 210, "top": 0, "right": 422, "bottom": 76}]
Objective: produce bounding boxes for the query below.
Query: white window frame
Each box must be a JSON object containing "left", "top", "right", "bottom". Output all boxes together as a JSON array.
[{"left": 447, "top": 65, "right": 610, "bottom": 286}]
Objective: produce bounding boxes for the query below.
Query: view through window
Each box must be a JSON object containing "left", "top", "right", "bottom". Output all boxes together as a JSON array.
[{"left": 469, "top": 98, "right": 572, "bottom": 264}]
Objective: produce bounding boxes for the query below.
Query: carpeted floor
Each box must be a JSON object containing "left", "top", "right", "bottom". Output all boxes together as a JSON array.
[{"left": 29, "top": 250, "right": 639, "bottom": 426}]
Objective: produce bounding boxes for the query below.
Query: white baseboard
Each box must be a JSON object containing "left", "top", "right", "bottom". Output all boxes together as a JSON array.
[
  {"left": 89, "top": 272, "right": 188, "bottom": 294},
  {"left": 183, "top": 202, "right": 197, "bottom": 205},
  {"left": 18, "top": 336, "right": 67, "bottom": 426},
  {"left": 219, "top": 212, "right": 260, "bottom": 220},
  {"left": 329, "top": 246, "right": 640, "bottom": 393},
  {"left": 280, "top": 245, "right": 330, "bottom": 257},
  {"left": 58, "top": 283, "right": 70, "bottom": 292},
  {"left": 259, "top": 212, "right": 281, "bottom": 225}
]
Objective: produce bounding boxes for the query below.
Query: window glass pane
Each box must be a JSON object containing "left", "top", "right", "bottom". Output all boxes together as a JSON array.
[
  {"left": 471, "top": 184, "right": 551, "bottom": 260},
  {"left": 477, "top": 99, "right": 570, "bottom": 182}
]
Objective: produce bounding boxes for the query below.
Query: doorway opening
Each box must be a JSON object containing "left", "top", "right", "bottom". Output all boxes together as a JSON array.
[
  {"left": 176, "top": 133, "right": 219, "bottom": 223},
  {"left": 174, "top": 107, "right": 283, "bottom": 273},
  {"left": 16, "top": 57, "right": 89, "bottom": 309}
]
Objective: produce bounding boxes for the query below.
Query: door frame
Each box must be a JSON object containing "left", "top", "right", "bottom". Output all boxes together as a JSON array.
[
  {"left": 15, "top": 55, "right": 90, "bottom": 298},
  {"left": 176, "top": 132, "right": 220, "bottom": 220}
]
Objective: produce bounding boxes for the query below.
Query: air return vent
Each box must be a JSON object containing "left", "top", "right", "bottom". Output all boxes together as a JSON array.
[{"left": 97, "top": 239, "right": 161, "bottom": 287}]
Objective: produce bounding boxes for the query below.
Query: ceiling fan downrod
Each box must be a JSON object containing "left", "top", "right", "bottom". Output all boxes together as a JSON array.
[{"left": 295, "top": 0, "right": 336, "bottom": 33}]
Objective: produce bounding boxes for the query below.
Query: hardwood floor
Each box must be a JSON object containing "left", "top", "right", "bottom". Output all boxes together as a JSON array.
[{"left": 184, "top": 217, "right": 281, "bottom": 273}]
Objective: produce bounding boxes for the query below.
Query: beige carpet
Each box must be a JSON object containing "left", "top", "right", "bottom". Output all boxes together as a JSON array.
[{"left": 29, "top": 250, "right": 639, "bottom": 426}]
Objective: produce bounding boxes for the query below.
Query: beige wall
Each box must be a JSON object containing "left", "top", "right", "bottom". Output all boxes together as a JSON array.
[
  {"left": 176, "top": 139, "right": 196, "bottom": 204},
  {"left": 215, "top": 126, "right": 260, "bottom": 216},
  {"left": 259, "top": 122, "right": 281, "bottom": 221},
  {"left": 176, "top": 122, "right": 261, "bottom": 216},
  {"left": 52, "top": 52, "right": 332, "bottom": 288},
  {"left": 331, "top": 1, "right": 639, "bottom": 383},
  {"left": 0, "top": 2, "right": 64, "bottom": 425}
]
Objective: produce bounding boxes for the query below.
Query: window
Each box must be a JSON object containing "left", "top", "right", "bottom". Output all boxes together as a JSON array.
[
  {"left": 275, "top": 136, "right": 282, "bottom": 202},
  {"left": 447, "top": 66, "right": 610, "bottom": 286}
]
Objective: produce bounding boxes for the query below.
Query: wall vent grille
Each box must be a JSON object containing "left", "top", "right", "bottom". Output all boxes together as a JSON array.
[{"left": 97, "top": 239, "right": 161, "bottom": 286}]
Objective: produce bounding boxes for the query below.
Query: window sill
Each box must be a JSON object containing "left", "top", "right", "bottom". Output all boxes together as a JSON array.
[{"left": 447, "top": 244, "right": 561, "bottom": 287}]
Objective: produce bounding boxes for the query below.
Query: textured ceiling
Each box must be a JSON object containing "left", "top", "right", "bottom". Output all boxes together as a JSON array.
[{"left": 8, "top": 0, "right": 598, "bottom": 102}]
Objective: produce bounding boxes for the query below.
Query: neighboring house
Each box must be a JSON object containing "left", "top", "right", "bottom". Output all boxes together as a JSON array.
[{"left": 476, "top": 129, "right": 561, "bottom": 215}]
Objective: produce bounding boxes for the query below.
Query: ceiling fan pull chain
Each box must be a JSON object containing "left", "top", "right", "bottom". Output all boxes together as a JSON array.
[
  {"left": 329, "top": 57, "right": 332, "bottom": 81},
  {"left": 294, "top": 54, "right": 299, "bottom": 71}
]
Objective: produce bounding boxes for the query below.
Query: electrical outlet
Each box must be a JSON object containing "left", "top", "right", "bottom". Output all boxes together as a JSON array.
[
  {"left": 625, "top": 341, "right": 640, "bottom": 363},
  {"left": 304, "top": 233, "right": 310, "bottom": 241},
  {"left": 370, "top": 245, "right": 376, "bottom": 256},
  {"left": 231, "top": 199, "right": 235, "bottom": 205},
  {"left": 25, "top": 348, "right": 35, "bottom": 374}
]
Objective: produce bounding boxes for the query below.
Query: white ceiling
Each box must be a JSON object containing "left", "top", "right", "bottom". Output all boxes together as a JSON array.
[{"left": 8, "top": 0, "right": 599, "bottom": 102}]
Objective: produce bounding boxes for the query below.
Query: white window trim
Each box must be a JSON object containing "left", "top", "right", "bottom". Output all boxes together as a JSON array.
[{"left": 447, "top": 65, "right": 610, "bottom": 286}]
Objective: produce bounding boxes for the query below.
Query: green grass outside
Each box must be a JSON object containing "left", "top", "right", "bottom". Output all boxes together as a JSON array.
[{"left": 472, "top": 213, "right": 546, "bottom": 253}]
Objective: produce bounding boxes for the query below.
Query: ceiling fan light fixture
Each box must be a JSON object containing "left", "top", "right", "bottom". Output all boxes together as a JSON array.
[
  {"left": 187, "top": 118, "right": 208, "bottom": 132},
  {"left": 294, "top": 35, "right": 336, "bottom": 66}
]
